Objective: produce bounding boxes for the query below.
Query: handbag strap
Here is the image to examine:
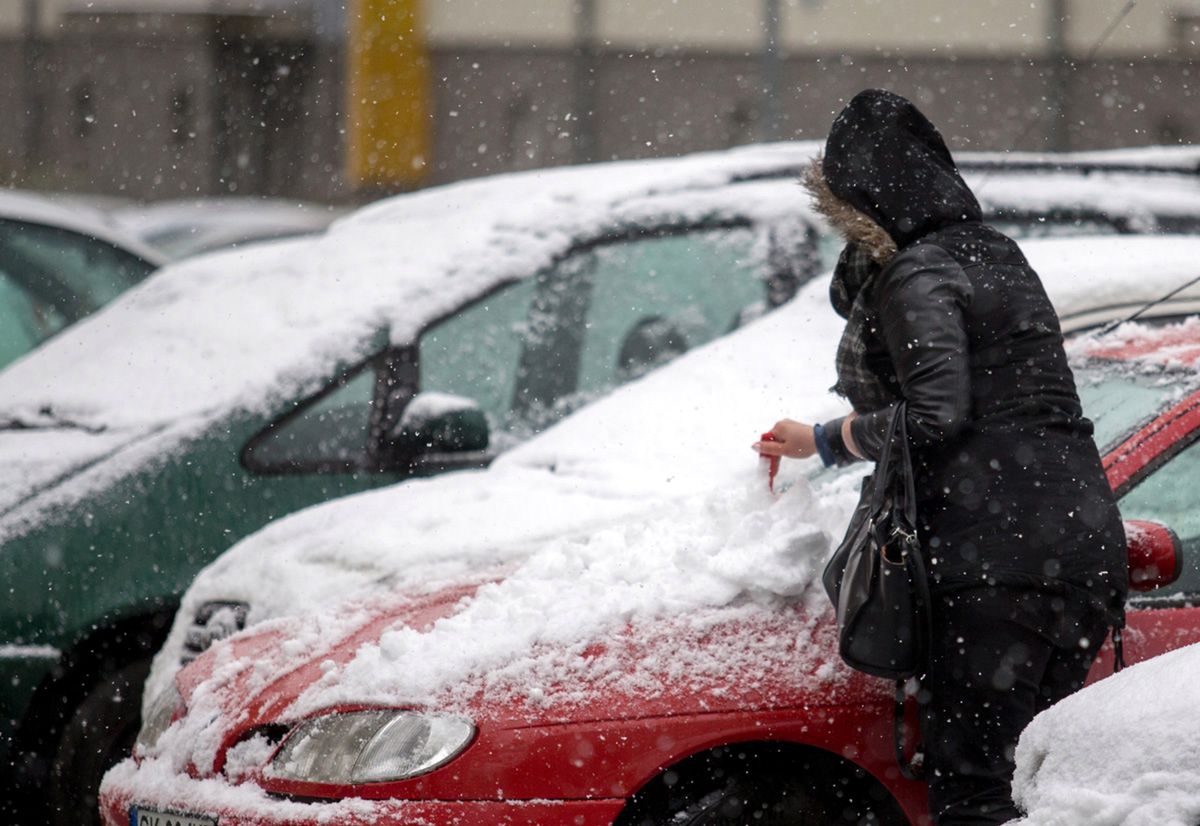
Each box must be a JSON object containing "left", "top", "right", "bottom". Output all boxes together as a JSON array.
[
  {"left": 868, "top": 402, "right": 907, "bottom": 515},
  {"left": 894, "top": 681, "right": 925, "bottom": 781},
  {"left": 869, "top": 402, "right": 918, "bottom": 548},
  {"left": 888, "top": 403, "right": 928, "bottom": 781},
  {"left": 891, "top": 406, "right": 918, "bottom": 530}
]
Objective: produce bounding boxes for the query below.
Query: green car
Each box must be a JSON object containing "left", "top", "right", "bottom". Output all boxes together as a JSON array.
[{"left": 0, "top": 145, "right": 823, "bottom": 823}]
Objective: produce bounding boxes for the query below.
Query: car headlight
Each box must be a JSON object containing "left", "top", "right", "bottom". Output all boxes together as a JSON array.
[
  {"left": 135, "top": 684, "right": 183, "bottom": 754},
  {"left": 266, "top": 710, "right": 475, "bottom": 784}
]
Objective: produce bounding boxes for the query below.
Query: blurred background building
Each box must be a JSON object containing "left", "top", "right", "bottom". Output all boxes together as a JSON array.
[{"left": 0, "top": 0, "right": 1196, "bottom": 202}]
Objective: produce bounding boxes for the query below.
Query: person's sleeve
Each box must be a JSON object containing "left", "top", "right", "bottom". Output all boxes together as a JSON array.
[
  {"left": 848, "top": 245, "right": 974, "bottom": 461},
  {"left": 817, "top": 415, "right": 861, "bottom": 466}
]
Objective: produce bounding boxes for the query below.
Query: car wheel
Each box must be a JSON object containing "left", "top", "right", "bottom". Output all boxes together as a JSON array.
[
  {"left": 48, "top": 656, "right": 151, "bottom": 826},
  {"left": 663, "top": 771, "right": 830, "bottom": 825},
  {"left": 618, "top": 747, "right": 901, "bottom": 826}
]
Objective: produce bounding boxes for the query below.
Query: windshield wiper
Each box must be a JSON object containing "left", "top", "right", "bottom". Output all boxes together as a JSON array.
[{"left": 0, "top": 407, "right": 107, "bottom": 434}]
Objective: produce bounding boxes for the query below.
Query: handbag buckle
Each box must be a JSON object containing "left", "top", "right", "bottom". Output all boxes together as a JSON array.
[{"left": 877, "top": 523, "right": 916, "bottom": 566}]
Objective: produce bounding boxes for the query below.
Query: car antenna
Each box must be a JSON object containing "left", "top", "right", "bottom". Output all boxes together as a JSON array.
[
  {"left": 1097, "top": 271, "right": 1200, "bottom": 336},
  {"left": 973, "top": 1, "right": 1138, "bottom": 194}
]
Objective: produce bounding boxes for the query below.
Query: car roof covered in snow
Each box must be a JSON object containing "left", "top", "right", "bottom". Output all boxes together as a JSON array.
[
  {"left": 0, "top": 143, "right": 826, "bottom": 536},
  {"left": 3, "top": 143, "right": 1200, "bottom": 535},
  {"left": 114, "top": 197, "right": 346, "bottom": 260},
  {"left": 0, "top": 188, "right": 166, "bottom": 265}
]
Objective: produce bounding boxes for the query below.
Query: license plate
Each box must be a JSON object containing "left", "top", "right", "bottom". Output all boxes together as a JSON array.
[{"left": 130, "top": 806, "right": 218, "bottom": 826}]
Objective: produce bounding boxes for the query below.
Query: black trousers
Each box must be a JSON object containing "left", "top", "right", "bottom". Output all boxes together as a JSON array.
[{"left": 920, "top": 585, "right": 1110, "bottom": 825}]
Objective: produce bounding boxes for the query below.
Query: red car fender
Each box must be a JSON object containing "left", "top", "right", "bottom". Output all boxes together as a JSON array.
[{"left": 256, "top": 699, "right": 927, "bottom": 823}]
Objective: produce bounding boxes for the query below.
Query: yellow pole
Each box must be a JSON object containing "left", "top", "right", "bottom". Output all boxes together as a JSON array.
[{"left": 346, "top": 0, "right": 431, "bottom": 189}]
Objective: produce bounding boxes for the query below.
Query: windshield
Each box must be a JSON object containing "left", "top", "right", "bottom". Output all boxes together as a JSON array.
[{"left": 1074, "top": 362, "right": 1187, "bottom": 453}]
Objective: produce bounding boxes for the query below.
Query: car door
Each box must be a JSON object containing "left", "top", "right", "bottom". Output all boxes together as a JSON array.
[{"left": 1090, "top": 388, "right": 1200, "bottom": 677}]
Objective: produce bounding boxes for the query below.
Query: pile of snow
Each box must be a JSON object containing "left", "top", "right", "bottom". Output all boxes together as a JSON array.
[
  {"left": 132, "top": 470, "right": 862, "bottom": 781},
  {"left": 287, "top": 474, "right": 859, "bottom": 720},
  {"left": 1013, "top": 642, "right": 1200, "bottom": 826}
]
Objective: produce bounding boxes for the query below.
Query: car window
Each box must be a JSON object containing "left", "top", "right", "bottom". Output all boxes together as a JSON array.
[
  {"left": 512, "top": 226, "right": 766, "bottom": 431},
  {"left": 1075, "top": 365, "right": 1185, "bottom": 453},
  {"left": 244, "top": 364, "right": 378, "bottom": 471},
  {"left": 418, "top": 278, "right": 538, "bottom": 438},
  {"left": 0, "top": 218, "right": 156, "bottom": 314},
  {"left": 1118, "top": 436, "right": 1200, "bottom": 596},
  {"left": 576, "top": 227, "right": 762, "bottom": 386},
  {"left": 420, "top": 224, "right": 769, "bottom": 449},
  {"left": 0, "top": 271, "right": 70, "bottom": 368}
]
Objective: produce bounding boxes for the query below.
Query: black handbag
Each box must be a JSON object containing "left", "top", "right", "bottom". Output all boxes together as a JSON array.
[
  {"left": 821, "top": 402, "right": 931, "bottom": 680},
  {"left": 821, "top": 403, "right": 931, "bottom": 780}
]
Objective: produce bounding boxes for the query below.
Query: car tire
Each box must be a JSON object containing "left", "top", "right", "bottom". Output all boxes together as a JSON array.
[
  {"left": 661, "top": 771, "right": 830, "bottom": 825},
  {"left": 47, "top": 656, "right": 151, "bottom": 826},
  {"left": 618, "top": 747, "right": 901, "bottom": 826}
]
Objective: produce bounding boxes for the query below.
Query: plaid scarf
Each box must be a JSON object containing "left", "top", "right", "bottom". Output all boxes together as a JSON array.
[{"left": 830, "top": 244, "right": 900, "bottom": 413}]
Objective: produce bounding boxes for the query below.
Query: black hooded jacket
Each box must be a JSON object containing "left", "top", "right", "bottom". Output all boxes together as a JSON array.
[{"left": 818, "top": 90, "right": 1127, "bottom": 615}]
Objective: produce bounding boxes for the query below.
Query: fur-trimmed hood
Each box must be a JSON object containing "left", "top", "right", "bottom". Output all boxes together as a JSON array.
[
  {"left": 801, "top": 157, "right": 897, "bottom": 265},
  {"left": 804, "top": 89, "right": 982, "bottom": 261}
]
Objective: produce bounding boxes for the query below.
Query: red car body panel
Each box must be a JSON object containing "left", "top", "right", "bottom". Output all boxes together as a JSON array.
[{"left": 100, "top": 326, "right": 1200, "bottom": 826}]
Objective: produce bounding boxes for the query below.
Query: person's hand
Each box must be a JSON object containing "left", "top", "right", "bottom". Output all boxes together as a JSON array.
[{"left": 753, "top": 419, "right": 817, "bottom": 459}]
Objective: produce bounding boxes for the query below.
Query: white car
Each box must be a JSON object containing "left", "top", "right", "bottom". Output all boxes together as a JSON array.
[{"left": 115, "top": 197, "right": 345, "bottom": 260}]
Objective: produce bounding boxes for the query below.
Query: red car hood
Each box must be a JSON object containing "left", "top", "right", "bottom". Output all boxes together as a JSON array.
[{"left": 172, "top": 571, "right": 885, "bottom": 778}]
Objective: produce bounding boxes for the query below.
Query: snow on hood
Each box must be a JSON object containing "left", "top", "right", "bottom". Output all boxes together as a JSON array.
[
  {"left": 1012, "top": 642, "right": 1200, "bottom": 826},
  {"left": 0, "top": 143, "right": 821, "bottom": 533}
]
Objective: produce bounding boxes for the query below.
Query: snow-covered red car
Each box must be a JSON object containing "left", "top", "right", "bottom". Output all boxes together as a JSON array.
[{"left": 101, "top": 254, "right": 1200, "bottom": 825}]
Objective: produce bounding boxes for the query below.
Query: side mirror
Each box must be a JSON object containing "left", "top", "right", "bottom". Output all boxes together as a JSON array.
[
  {"left": 1125, "top": 519, "right": 1183, "bottom": 592},
  {"left": 391, "top": 392, "right": 489, "bottom": 454}
]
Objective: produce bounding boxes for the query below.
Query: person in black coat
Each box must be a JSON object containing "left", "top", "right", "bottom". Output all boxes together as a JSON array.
[{"left": 755, "top": 89, "right": 1128, "bottom": 824}]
